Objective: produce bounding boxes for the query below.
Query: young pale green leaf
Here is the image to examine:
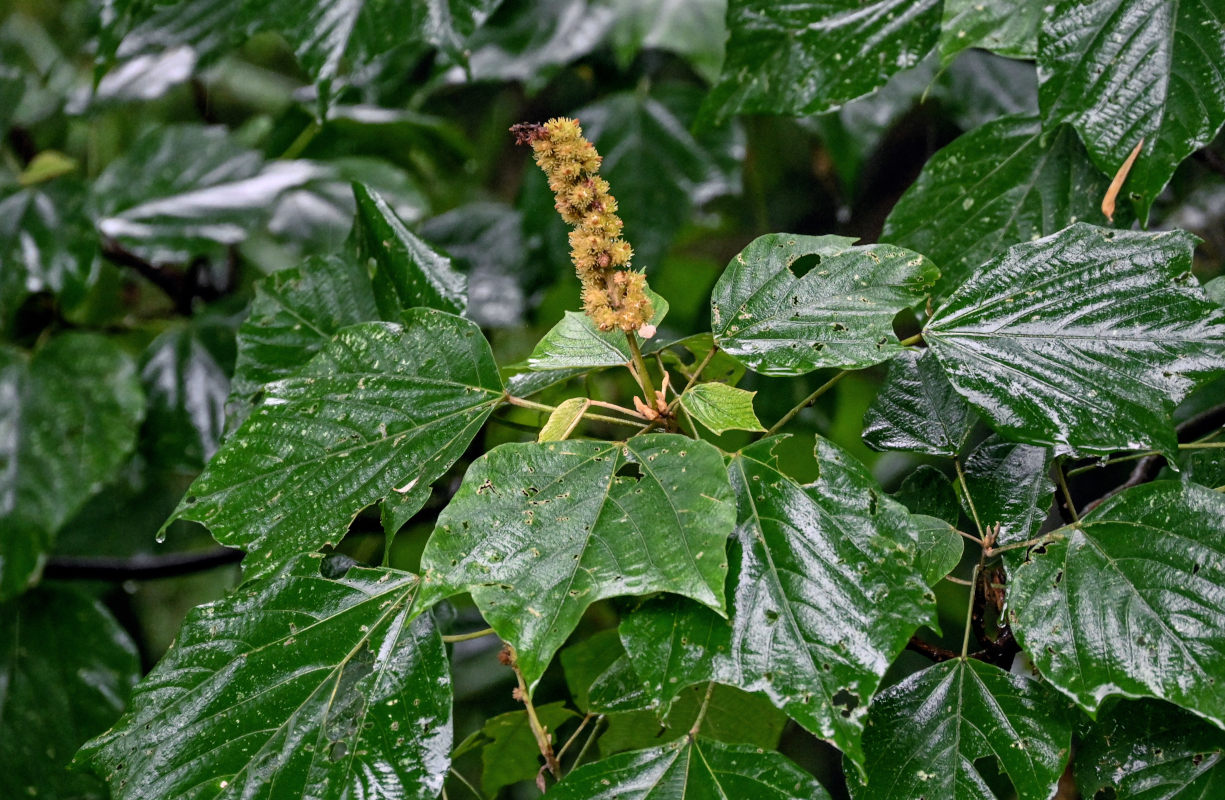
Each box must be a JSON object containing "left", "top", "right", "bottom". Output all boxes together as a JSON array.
[
  {"left": 724, "top": 437, "right": 937, "bottom": 767},
  {"left": 0, "top": 334, "right": 145, "bottom": 599},
  {"left": 420, "top": 434, "right": 734, "bottom": 690},
  {"left": 706, "top": 0, "right": 941, "bottom": 118},
  {"left": 1, "top": 588, "right": 139, "bottom": 800},
  {"left": 1076, "top": 699, "right": 1225, "bottom": 799},
  {"left": 924, "top": 224, "right": 1225, "bottom": 459},
  {"left": 548, "top": 737, "right": 830, "bottom": 799},
  {"left": 893, "top": 465, "right": 961, "bottom": 525},
  {"left": 526, "top": 289, "right": 668, "bottom": 371},
  {"left": 1008, "top": 481, "right": 1225, "bottom": 727},
  {"left": 711, "top": 234, "right": 937, "bottom": 376},
  {"left": 166, "top": 311, "right": 504, "bottom": 578},
  {"left": 961, "top": 435, "right": 1053, "bottom": 549},
  {"left": 1038, "top": 0, "right": 1225, "bottom": 220},
  {"left": 351, "top": 183, "right": 467, "bottom": 319},
  {"left": 863, "top": 348, "right": 975, "bottom": 457},
  {"left": 538, "top": 397, "right": 588, "bottom": 442},
  {"left": 478, "top": 702, "right": 576, "bottom": 797},
  {"left": 938, "top": 0, "right": 1042, "bottom": 64},
  {"left": 913, "top": 514, "right": 965, "bottom": 587},
  {"left": 229, "top": 254, "right": 379, "bottom": 405},
  {"left": 679, "top": 382, "right": 765, "bottom": 435},
  {"left": 78, "top": 555, "right": 450, "bottom": 800},
  {"left": 845, "top": 659, "right": 1075, "bottom": 800},
  {"left": 881, "top": 115, "right": 1120, "bottom": 298}
]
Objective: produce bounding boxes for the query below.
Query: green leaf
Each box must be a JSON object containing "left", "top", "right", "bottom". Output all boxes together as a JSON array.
[
  {"left": 166, "top": 312, "right": 504, "bottom": 578},
  {"left": 1038, "top": 0, "right": 1225, "bottom": 220},
  {"left": 462, "top": 0, "right": 617, "bottom": 87},
  {"left": 1076, "top": 699, "right": 1225, "bottom": 799},
  {"left": 548, "top": 737, "right": 830, "bottom": 799},
  {"left": 16, "top": 149, "right": 77, "bottom": 186},
  {"left": 526, "top": 289, "right": 668, "bottom": 371},
  {"left": 893, "top": 465, "right": 961, "bottom": 525},
  {"left": 92, "top": 124, "right": 318, "bottom": 263},
  {"left": 610, "top": 0, "right": 727, "bottom": 83},
  {"left": 420, "top": 434, "right": 735, "bottom": 690},
  {"left": 141, "top": 323, "right": 231, "bottom": 470},
  {"left": 710, "top": 234, "right": 937, "bottom": 376},
  {"left": 881, "top": 115, "right": 1121, "bottom": 298},
  {"left": 707, "top": 0, "right": 941, "bottom": 117},
  {"left": 938, "top": 0, "right": 1042, "bottom": 64},
  {"left": 924, "top": 224, "right": 1225, "bottom": 458},
  {"left": 1, "top": 588, "right": 139, "bottom": 800},
  {"left": 78, "top": 555, "right": 451, "bottom": 800},
  {"left": 575, "top": 86, "right": 743, "bottom": 269},
  {"left": 960, "top": 435, "right": 1053, "bottom": 549},
  {"left": 561, "top": 629, "right": 627, "bottom": 714},
  {"left": 913, "top": 514, "right": 965, "bottom": 587},
  {"left": 845, "top": 659, "right": 1075, "bottom": 800},
  {"left": 229, "top": 254, "right": 379, "bottom": 406},
  {"left": 679, "top": 382, "right": 765, "bottom": 435},
  {"left": 863, "top": 348, "right": 975, "bottom": 457},
  {"left": 478, "top": 702, "right": 576, "bottom": 796},
  {"left": 1008, "top": 481, "right": 1225, "bottom": 726},
  {"left": 724, "top": 437, "right": 937, "bottom": 766},
  {"left": 351, "top": 183, "right": 467, "bottom": 319},
  {"left": 538, "top": 397, "right": 588, "bottom": 442},
  {"left": 0, "top": 334, "right": 144, "bottom": 598},
  {"left": 654, "top": 333, "right": 747, "bottom": 388}
]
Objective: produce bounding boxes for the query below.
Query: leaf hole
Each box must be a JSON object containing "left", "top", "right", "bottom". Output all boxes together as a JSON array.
[
  {"left": 615, "top": 462, "right": 642, "bottom": 480},
  {"left": 790, "top": 253, "right": 822, "bottom": 279},
  {"left": 1193, "top": 563, "right": 1201, "bottom": 575},
  {"left": 832, "top": 689, "right": 859, "bottom": 718},
  {"left": 1094, "top": 788, "right": 1118, "bottom": 800}
]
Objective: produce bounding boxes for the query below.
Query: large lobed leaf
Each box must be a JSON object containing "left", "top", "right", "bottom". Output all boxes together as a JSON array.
[
  {"left": 924, "top": 223, "right": 1225, "bottom": 458},
  {"left": 420, "top": 434, "right": 735, "bottom": 690},
  {"left": 166, "top": 311, "right": 504, "bottom": 578},
  {"left": 1038, "top": 0, "right": 1225, "bottom": 220},
  {"left": 707, "top": 0, "right": 942, "bottom": 117},
  {"left": 711, "top": 234, "right": 937, "bottom": 376},
  {"left": 79, "top": 555, "right": 451, "bottom": 800},
  {"left": 846, "top": 659, "right": 1076, "bottom": 800},
  {"left": 1009, "top": 481, "right": 1225, "bottom": 727}
]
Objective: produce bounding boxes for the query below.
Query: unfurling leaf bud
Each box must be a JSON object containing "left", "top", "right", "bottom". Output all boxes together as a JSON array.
[{"left": 513, "top": 117, "right": 654, "bottom": 333}]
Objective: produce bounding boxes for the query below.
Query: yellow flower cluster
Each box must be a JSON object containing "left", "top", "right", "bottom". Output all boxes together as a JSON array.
[{"left": 513, "top": 118, "right": 653, "bottom": 333}]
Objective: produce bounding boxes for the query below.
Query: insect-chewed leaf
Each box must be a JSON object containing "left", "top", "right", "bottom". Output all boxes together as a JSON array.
[
  {"left": 711, "top": 234, "right": 937, "bottom": 376},
  {"left": 78, "top": 555, "right": 450, "bottom": 800},
  {"left": 1009, "top": 481, "right": 1225, "bottom": 727},
  {"left": 165, "top": 310, "right": 504, "bottom": 578},
  {"left": 924, "top": 224, "right": 1225, "bottom": 458},
  {"left": 679, "top": 382, "right": 765, "bottom": 435},
  {"left": 420, "top": 434, "right": 735, "bottom": 690}
]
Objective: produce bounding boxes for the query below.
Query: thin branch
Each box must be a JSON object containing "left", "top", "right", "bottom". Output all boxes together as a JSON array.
[
  {"left": 569, "top": 715, "right": 604, "bottom": 775},
  {"left": 688, "top": 681, "right": 717, "bottom": 739},
  {"left": 441, "top": 627, "right": 496, "bottom": 644},
  {"left": 1054, "top": 459, "right": 1080, "bottom": 523},
  {"left": 766, "top": 371, "right": 848, "bottom": 435},
  {"left": 898, "top": 332, "right": 924, "bottom": 347},
  {"left": 42, "top": 548, "right": 242, "bottom": 581},
  {"left": 447, "top": 768, "right": 482, "bottom": 799},
  {"left": 986, "top": 530, "right": 1068, "bottom": 557},
  {"left": 961, "top": 564, "right": 981, "bottom": 658},
  {"left": 505, "top": 646, "right": 559, "bottom": 783},
  {"left": 954, "top": 458, "right": 985, "bottom": 539},
  {"left": 503, "top": 394, "right": 643, "bottom": 429},
  {"left": 625, "top": 333, "right": 658, "bottom": 408},
  {"left": 906, "top": 635, "right": 960, "bottom": 662},
  {"left": 555, "top": 713, "right": 594, "bottom": 764},
  {"left": 665, "top": 345, "right": 720, "bottom": 413}
]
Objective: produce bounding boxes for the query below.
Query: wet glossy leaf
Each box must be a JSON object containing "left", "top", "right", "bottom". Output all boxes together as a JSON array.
[
  {"left": 961, "top": 435, "right": 1053, "bottom": 549},
  {"left": 938, "top": 0, "right": 1042, "bottom": 64},
  {"left": 420, "top": 434, "right": 735, "bottom": 690},
  {"left": 0, "top": 588, "right": 139, "bottom": 800},
  {"left": 914, "top": 514, "right": 965, "bottom": 586},
  {"left": 79, "top": 555, "right": 451, "bottom": 800},
  {"left": 141, "top": 324, "right": 231, "bottom": 470},
  {"left": 0, "top": 334, "right": 144, "bottom": 598},
  {"left": 924, "top": 224, "right": 1225, "bottom": 458},
  {"left": 1076, "top": 699, "right": 1225, "bottom": 799},
  {"left": 882, "top": 115, "right": 1120, "bottom": 298},
  {"left": 166, "top": 312, "right": 503, "bottom": 579},
  {"left": 1009, "top": 481, "right": 1225, "bottom": 726},
  {"left": 478, "top": 702, "right": 576, "bottom": 796},
  {"left": 575, "top": 86, "right": 743, "bottom": 269},
  {"left": 526, "top": 289, "right": 668, "bottom": 371},
  {"left": 679, "top": 382, "right": 765, "bottom": 435},
  {"left": 351, "top": 183, "right": 467, "bottom": 319},
  {"left": 707, "top": 0, "right": 941, "bottom": 118},
  {"left": 610, "top": 0, "right": 727, "bottom": 83},
  {"left": 549, "top": 736, "right": 830, "bottom": 799},
  {"left": 863, "top": 348, "right": 975, "bottom": 457},
  {"left": 711, "top": 234, "right": 937, "bottom": 376},
  {"left": 724, "top": 437, "right": 937, "bottom": 766},
  {"left": 561, "top": 629, "right": 626, "bottom": 714},
  {"left": 229, "top": 254, "right": 379, "bottom": 406},
  {"left": 846, "top": 659, "right": 1075, "bottom": 800},
  {"left": 1038, "top": 0, "right": 1225, "bottom": 220},
  {"left": 894, "top": 465, "right": 961, "bottom": 526},
  {"left": 92, "top": 124, "right": 319, "bottom": 263}
]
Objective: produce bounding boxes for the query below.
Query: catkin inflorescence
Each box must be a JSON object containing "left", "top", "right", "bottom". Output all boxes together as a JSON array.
[{"left": 512, "top": 118, "right": 654, "bottom": 333}]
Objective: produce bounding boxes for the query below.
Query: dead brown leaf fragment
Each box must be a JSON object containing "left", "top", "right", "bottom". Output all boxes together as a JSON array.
[{"left": 1102, "top": 138, "right": 1144, "bottom": 222}]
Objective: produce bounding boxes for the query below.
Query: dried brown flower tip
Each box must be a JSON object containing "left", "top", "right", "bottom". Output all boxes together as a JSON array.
[{"left": 512, "top": 117, "right": 654, "bottom": 333}]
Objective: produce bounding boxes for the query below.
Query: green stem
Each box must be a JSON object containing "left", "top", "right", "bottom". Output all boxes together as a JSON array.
[
  {"left": 1055, "top": 459, "right": 1080, "bottom": 523},
  {"left": 666, "top": 345, "right": 720, "bottom": 413},
  {"left": 899, "top": 332, "right": 924, "bottom": 347},
  {"left": 441, "top": 627, "right": 495, "bottom": 643},
  {"left": 766, "top": 371, "right": 847, "bottom": 436},
  {"left": 280, "top": 120, "right": 320, "bottom": 160},
  {"left": 503, "top": 395, "right": 643, "bottom": 429},
  {"left": 986, "top": 530, "right": 1068, "bottom": 556},
  {"left": 961, "top": 564, "right": 981, "bottom": 659},
  {"left": 626, "top": 332, "right": 657, "bottom": 407},
  {"left": 954, "top": 458, "right": 985, "bottom": 539}
]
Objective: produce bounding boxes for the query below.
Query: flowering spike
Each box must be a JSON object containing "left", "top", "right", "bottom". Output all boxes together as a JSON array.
[{"left": 513, "top": 117, "right": 653, "bottom": 333}]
